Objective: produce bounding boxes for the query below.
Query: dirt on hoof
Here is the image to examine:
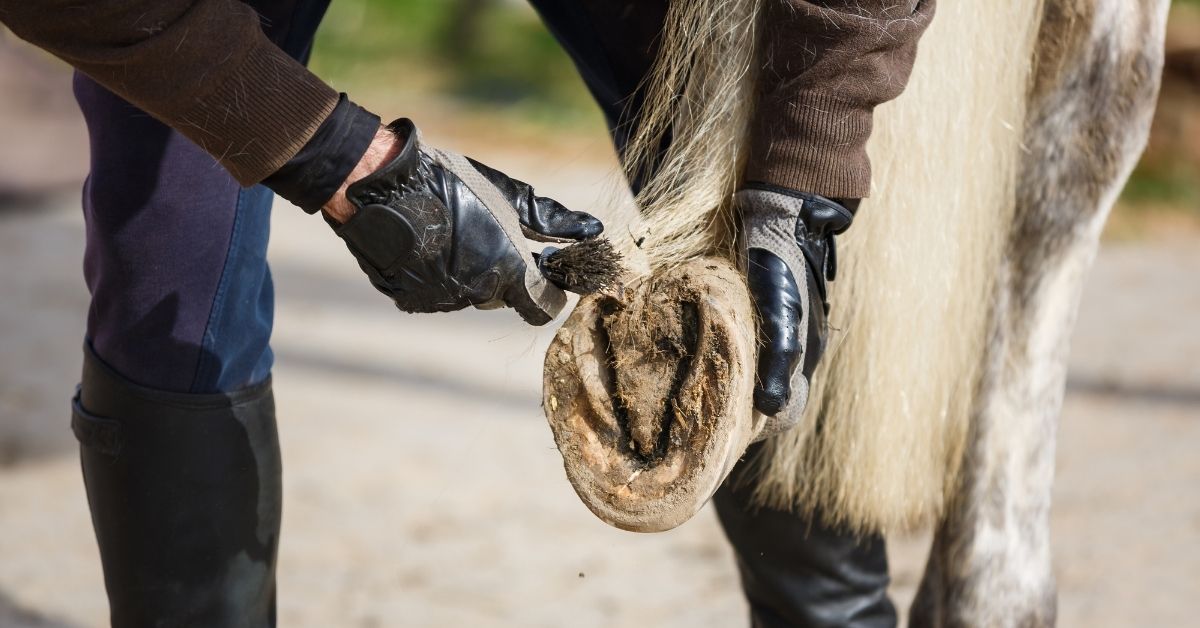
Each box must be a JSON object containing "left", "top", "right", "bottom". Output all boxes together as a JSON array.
[
  {"left": 604, "top": 281, "right": 698, "bottom": 460},
  {"left": 543, "top": 257, "right": 761, "bottom": 532}
]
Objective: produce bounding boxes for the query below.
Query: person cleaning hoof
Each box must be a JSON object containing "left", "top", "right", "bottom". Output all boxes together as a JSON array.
[{"left": 1, "top": 0, "right": 931, "bottom": 626}]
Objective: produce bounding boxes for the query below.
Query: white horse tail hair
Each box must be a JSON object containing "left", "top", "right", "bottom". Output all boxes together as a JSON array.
[
  {"left": 617, "top": 0, "right": 763, "bottom": 272},
  {"left": 608, "top": 0, "right": 1047, "bottom": 533},
  {"left": 747, "top": 0, "right": 1048, "bottom": 533}
]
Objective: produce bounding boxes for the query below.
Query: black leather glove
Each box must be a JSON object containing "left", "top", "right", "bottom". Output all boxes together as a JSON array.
[
  {"left": 739, "top": 185, "right": 854, "bottom": 434},
  {"left": 329, "top": 119, "right": 603, "bottom": 325}
]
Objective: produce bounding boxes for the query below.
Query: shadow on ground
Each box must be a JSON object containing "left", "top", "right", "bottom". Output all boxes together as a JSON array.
[{"left": 0, "top": 590, "right": 77, "bottom": 628}]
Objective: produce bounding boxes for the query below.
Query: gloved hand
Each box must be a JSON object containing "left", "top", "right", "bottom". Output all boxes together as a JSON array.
[
  {"left": 738, "top": 185, "right": 855, "bottom": 434},
  {"left": 329, "top": 118, "right": 603, "bottom": 325}
]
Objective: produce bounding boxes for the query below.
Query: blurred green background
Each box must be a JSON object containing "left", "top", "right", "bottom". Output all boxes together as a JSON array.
[
  {"left": 1115, "top": 0, "right": 1200, "bottom": 236},
  {"left": 310, "top": 0, "right": 602, "bottom": 129}
]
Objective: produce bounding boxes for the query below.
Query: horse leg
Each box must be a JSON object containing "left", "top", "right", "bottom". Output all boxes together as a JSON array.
[{"left": 909, "top": 1, "right": 1170, "bottom": 625}]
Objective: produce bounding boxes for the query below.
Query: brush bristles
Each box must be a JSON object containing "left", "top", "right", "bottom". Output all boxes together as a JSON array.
[{"left": 538, "top": 238, "right": 625, "bottom": 295}]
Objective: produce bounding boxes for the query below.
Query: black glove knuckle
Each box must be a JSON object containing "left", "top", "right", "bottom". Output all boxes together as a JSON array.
[{"left": 335, "top": 120, "right": 567, "bottom": 323}]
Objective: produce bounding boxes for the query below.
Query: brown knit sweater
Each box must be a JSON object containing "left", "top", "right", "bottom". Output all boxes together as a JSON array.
[
  {"left": 0, "top": 0, "right": 933, "bottom": 196},
  {"left": 746, "top": 0, "right": 935, "bottom": 198},
  {"left": 0, "top": 0, "right": 338, "bottom": 185}
]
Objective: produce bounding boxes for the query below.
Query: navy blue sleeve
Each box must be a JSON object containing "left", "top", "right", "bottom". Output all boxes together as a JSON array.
[{"left": 262, "top": 94, "right": 380, "bottom": 213}]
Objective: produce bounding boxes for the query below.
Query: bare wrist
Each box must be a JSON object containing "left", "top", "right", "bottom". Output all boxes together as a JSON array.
[{"left": 321, "top": 125, "right": 404, "bottom": 223}]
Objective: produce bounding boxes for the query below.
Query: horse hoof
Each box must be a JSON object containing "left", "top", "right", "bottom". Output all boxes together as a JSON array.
[{"left": 542, "top": 257, "right": 761, "bottom": 532}]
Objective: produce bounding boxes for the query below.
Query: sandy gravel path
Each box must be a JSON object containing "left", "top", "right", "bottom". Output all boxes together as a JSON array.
[{"left": 0, "top": 153, "right": 1197, "bottom": 626}]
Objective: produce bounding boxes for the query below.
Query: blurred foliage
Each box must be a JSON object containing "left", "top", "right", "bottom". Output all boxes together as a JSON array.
[
  {"left": 1122, "top": 167, "right": 1199, "bottom": 205},
  {"left": 310, "top": 0, "right": 597, "bottom": 126}
]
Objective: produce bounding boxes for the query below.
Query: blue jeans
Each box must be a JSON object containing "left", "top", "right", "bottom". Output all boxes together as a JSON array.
[
  {"left": 74, "top": 0, "right": 659, "bottom": 394},
  {"left": 74, "top": 0, "right": 331, "bottom": 393}
]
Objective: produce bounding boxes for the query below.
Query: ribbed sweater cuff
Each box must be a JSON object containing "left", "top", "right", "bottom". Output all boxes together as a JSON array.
[
  {"left": 744, "top": 91, "right": 874, "bottom": 199},
  {"left": 176, "top": 40, "right": 339, "bottom": 186}
]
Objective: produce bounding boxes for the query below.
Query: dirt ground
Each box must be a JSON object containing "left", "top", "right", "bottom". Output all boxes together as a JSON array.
[
  {"left": 2, "top": 158, "right": 1199, "bottom": 626},
  {"left": 1, "top": 35, "right": 1197, "bottom": 628}
]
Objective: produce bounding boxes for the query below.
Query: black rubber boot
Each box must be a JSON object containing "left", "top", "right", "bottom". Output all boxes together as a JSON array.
[
  {"left": 71, "top": 344, "right": 282, "bottom": 627},
  {"left": 713, "top": 443, "right": 896, "bottom": 628}
]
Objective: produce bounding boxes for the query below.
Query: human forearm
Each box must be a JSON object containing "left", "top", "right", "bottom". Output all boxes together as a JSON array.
[
  {"left": 0, "top": 0, "right": 338, "bottom": 185},
  {"left": 257, "top": 94, "right": 399, "bottom": 221},
  {"left": 746, "top": 0, "right": 936, "bottom": 198}
]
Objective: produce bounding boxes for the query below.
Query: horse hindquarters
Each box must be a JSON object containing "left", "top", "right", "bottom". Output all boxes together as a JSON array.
[{"left": 910, "top": 1, "right": 1170, "bottom": 626}]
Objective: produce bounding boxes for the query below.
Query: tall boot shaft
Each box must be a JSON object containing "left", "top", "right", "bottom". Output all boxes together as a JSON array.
[
  {"left": 72, "top": 344, "right": 282, "bottom": 628},
  {"left": 714, "top": 443, "right": 896, "bottom": 628}
]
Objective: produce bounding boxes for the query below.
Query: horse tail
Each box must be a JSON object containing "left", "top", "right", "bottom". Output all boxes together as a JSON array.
[{"left": 748, "top": 0, "right": 1047, "bottom": 533}]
